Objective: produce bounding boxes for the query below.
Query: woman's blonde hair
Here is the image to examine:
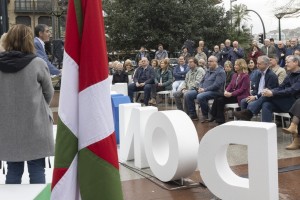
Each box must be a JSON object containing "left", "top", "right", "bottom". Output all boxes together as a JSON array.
[
  {"left": 235, "top": 59, "right": 248, "bottom": 73},
  {"left": 3, "top": 24, "right": 35, "bottom": 54}
]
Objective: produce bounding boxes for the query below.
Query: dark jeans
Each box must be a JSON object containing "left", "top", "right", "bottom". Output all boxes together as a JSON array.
[
  {"left": 211, "top": 96, "right": 237, "bottom": 123},
  {"left": 151, "top": 85, "right": 166, "bottom": 98},
  {"left": 261, "top": 96, "right": 296, "bottom": 122},
  {"left": 128, "top": 83, "right": 152, "bottom": 105},
  {"left": 196, "top": 91, "right": 220, "bottom": 117},
  {"left": 6, "top": 158, "right": 46, "bottom": 184}
]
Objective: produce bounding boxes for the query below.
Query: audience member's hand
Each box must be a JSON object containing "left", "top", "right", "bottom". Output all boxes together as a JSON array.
[
  {"left": 140, "top": 83, "right": 145, "bottom": 87},
  {"left": 262, "top": 88, "right": 273, "bottom": 97},
  {"left": 198, "top": 88, "right": 205, "bottom": 93},
  {"left": 136, "top": 82, "right": 140, "bottom": 87},
  {"left": 224, "top": 91, "right": 232, "bottom": 97},
  {"left": 246, "top": 96, "right": 256, "bottom": 103}
]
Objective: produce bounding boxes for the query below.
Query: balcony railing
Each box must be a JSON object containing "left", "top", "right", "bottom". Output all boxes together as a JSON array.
[{"left": 15, "top": 0, "right": 52, "bottom": 13}]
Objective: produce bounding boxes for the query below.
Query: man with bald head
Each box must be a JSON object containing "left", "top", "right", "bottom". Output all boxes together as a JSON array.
[
  {"left": 186, "top": 55, "right": 226, "bottom": 121},
  {"left": 228, "top": 40, "right": 244, "bottom": 66}
]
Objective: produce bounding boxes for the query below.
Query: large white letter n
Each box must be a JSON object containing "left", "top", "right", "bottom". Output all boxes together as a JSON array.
[{"left": 198, "top": 121, "right": 278, "bottom": 200}]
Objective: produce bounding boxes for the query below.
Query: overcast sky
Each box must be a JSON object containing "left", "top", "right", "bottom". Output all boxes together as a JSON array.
[{"left": 222, "top": 0, "right": 300, "bottom": 34}]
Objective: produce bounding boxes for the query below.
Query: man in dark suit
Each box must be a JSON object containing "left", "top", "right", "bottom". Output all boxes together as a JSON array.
[
  {"left": 34, "top": 24, "right": 60, "bottom": 75},
  {"left": 233, "top": 56, "right": 279, "bottom": 120},
  {"left": 128, "top": 57, "right": 155, "bottom": 106}
]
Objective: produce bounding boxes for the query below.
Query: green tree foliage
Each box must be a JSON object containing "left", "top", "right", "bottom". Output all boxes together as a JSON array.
[
  {"left": 103, "top": 0, "right": 231, "bottom": 53},
  {"left": 232, "top": 4, "right": 249, "bottom": 34}
]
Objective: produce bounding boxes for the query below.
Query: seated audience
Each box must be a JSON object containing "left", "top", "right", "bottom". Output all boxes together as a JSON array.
[
  {"left": 224, "top": 60, "right": 234, "bottom": 88},
  {"left": 248, "top": 44, "right": 262, "bottom": 64},
  {"left": 128, "top": 57, "right": 155, "bottom": 106},
  {"left": 187, "top": 56, "right": 226, "bottom": 122},
  {"left": 149, "top": 59, "right": 173, "bottom": 105},
  {"left": 247, "top": 59, "right": 260, "bottom": 91},
  {"left": 282, "top": 98, "right": 300, "bottom": 150},
  {"left": 210, "top": 59, "right": 250, "bottom": 124},
  {"left": 173, "top": 57, "right": 205, "bottom": 117},
  {"left": 124, "top": 59, "right": 135, "bottom": 75},
  {"left": 112, "top": 62, "right": 128, "bottom": 84},
  {"left": 172, "top": 56, "right": 189, "bottom": 93},
  {"left": 234, "top": 55, "right": 300, "bottom": 123},
  {"left": 269, "top": 55, "right": 286, "bottom": 85}
]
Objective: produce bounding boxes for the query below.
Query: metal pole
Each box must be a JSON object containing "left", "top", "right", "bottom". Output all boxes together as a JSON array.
[
  {"left": 1, "top": 0, "right": 8, "bottom": 33},
  {"left": 230, "top": 0, "right": 232, "bottom": 32},
  {"left": 278, "top": 17, "right": 281, "bottom": 41},
  {"left": 246, "top": 9, "right": 266, "bottom": 40}
]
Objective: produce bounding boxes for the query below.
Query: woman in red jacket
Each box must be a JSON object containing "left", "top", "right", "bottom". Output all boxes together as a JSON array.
[
  {"left": 248, "top": 44, "right": 262, "bottom": 64},
  {"left": 209, "top": 59, "right": 250, "bottom": 124}
]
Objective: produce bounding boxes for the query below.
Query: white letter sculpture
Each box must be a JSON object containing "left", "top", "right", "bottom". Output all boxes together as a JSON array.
[
  {"left": 198, "top": 121, "right": 278, "bottom": 200},
  {"left": 144, "top": 110, "right": 199, "bottom": 182},
  {"left": 119, "top": 103, "right": 157, "bottom": 169}
]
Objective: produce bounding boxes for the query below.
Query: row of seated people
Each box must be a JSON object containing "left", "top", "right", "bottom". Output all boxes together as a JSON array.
[
  {"left": 232, "top": 55, "right": 300, "bottom": 150},
  {"left": 114, "top": 54, "right": 300, "bottom": 151}
]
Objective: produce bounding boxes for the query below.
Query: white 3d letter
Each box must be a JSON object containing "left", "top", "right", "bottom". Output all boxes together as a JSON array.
[
  {"left": 198, "top": 121, "right": 278, "bottom": 200},
  {"left": 119, "top": 103, "right": 141, "bottom": 162},
  {"left": 144, "top": 110, "right": 199, "bottom": 182}
]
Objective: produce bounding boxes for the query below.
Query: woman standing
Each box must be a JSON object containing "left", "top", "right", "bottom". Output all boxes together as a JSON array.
[
  {"left": 0, "top": 24, "right": 54, "bottom": 184},
  {"left": 210, "top": 59, "right": 250, "bottom": 124}
]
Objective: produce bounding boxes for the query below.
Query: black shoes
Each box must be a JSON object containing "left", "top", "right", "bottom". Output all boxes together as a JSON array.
[
  {"left": 190, "top": 115, "right": 199, "bottom": 121},
  {"left": 233, "top": 109, "right": 253, "bottom": 121}
]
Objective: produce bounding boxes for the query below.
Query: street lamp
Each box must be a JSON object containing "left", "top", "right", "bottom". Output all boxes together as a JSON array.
[
  {"left": 250, "top": 24, "right": 253, "bottom": 36},
  {"left": 246, "top": 9, "right": 266, "bottom": 41},
  {"left": 275, "top": 13, "right": 285, "bottom": 41},
  {"left": 230, "top": 0, "right": 237, "bottom": 32},
  {"left": 50, "top": 0, "right": 67, "bottom": 39}
]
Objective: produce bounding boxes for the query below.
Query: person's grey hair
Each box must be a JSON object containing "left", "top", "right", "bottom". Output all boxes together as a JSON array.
[
  {"left": 209, "top": 55, "right": 218, "bottom": 62},
  {"left": 259, "top": 55, "right": 270, "bottom": 66},
  {"left": 287, "top": 55, "right": 300, "bottom": 66}
]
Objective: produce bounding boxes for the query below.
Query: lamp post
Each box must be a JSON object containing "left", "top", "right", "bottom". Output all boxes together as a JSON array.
[
  {"left": 275, "top": 13, "right": 285, "bottom": 41},
  {"left": 250, "top": 24, "right": 253, "bottom": 36},
  {"left": 230, "top": 0, "right": 237, "bottom": 33},
  {"left": 50, "top": 0, "right": 67, "bottom": 39},
  {"left": 246, "top": 9, "right": 266, "bottom": 40}
]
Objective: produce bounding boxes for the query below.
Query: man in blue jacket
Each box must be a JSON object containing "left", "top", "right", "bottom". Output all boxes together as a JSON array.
[
  {"left": 172, "top": 56, "right": 189, "bottom": 93},
  {"left": 192, "top": 56, "right": 226, "bottom": 122},
  {"left": 34, "top": 24, "right": 60, "bottom": 76}
]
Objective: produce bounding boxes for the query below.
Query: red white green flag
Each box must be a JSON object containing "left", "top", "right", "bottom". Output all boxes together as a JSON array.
[{"left": 51, "top": 0, "right": 123, "bottom": 199}]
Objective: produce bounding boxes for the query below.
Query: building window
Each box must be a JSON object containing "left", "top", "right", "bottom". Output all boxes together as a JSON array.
[
  {"left": 38, "top": 16, "right": 52, "bottom": 26},
  {"left": 16, "top": 16, "right": 31, "bottom": 26}
]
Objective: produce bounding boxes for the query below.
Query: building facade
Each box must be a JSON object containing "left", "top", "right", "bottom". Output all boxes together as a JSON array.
[{"left": 5, "top": 0, "right": 67, "bottom": 38}]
